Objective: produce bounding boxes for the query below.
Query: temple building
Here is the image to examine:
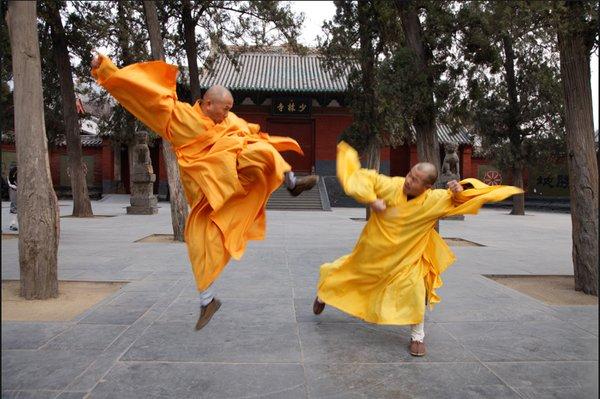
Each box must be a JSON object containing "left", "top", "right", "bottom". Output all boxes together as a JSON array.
[
  {"left": 3, "top": 47, "right": 526, "bottom": 207},
  {"left": 196, "top": 48, "right": 475, "bottom": 206}
]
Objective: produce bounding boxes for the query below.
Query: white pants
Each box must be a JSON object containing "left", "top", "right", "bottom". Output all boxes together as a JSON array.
[
  {"left": 199, "top": 286, "right": 214, "bottom": 307},
  {"left": 410, "top": 321, "right": 425, "bottom": 342},
  {"left": 410, "top": 283, "right": 427, "bottom": 342}
]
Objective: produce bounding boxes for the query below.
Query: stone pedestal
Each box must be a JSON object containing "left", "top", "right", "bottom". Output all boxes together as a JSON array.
[{"left": 127, "top": 131, "right": 158, "bottom": 215}]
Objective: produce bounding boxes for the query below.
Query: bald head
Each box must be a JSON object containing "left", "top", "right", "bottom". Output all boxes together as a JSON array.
[
  {"left": 415, "top": 162, "right": 438, "bottom": 185},
  {"left": 201, "top": 85, "right": 234, "bottom": 124},
  {"left": 203, "top": 85, "right": 233, "bottom": 103},
  {"left": 403, "top": 162, "right": 438, "bottom": 197}
]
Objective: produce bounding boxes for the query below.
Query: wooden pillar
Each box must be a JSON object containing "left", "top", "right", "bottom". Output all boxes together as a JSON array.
[
  {"left": 462, "top": 145, "right": 473, "bottom": 178},
  {"left": 409, "top": 145, "right": 419, "bottom": 167}
]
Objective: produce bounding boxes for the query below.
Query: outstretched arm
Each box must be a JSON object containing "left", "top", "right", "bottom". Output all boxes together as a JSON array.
[
  {"left": 435, "top": 178, "right": 523, "bottom": 217},
  {"left": 91, "top": 53, "right": 212, "bottom": 147},
  {"left": 336, "top": 141, "right": 397, "bottom": 207}
]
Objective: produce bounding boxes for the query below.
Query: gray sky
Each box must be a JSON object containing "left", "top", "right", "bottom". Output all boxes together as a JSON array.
[
  {"left": 289, "top": 1, "right": 336, "bottom": 46},
  {"left": 289, "top": 1, "right": 599, "bottom": 130}
]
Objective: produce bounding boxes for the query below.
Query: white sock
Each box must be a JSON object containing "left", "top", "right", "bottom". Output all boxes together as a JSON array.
[
  {"left": 410, "top": 322, "right": 425, "bottom": 342},
  {"left": 199, "top": 287, "right": 214, "bottom": 307},
  {"left": 285, "top": 171, "right": 296, "bottom": 189}
]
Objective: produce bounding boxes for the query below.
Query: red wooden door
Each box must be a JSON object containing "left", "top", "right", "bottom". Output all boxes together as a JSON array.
[{"left": 266, "top": 119, "right": 314, "bottom": 173}]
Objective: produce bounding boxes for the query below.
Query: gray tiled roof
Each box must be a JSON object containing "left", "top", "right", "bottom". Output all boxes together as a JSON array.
[
  {"left": 54, "top": 135, "right": 103, "bottom": 147},
  {"left": 79, "top": 136, "right": 103, "bottom": 147},
  {"left": 198, "top": 49, "right": 471, "bottom": 145},
  {"left": 198, "top": 51, "right": 348, "bottom": 93},
  {"left": 410, "top": 124, "right": 471, "bottom": 145}
]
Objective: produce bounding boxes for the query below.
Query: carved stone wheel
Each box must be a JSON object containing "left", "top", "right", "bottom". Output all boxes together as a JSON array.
[{"left": 483, "top": 170, "right": 502, "bottom": 186}]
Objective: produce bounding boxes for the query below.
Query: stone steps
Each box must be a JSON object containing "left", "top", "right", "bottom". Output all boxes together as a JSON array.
[{"left": 267, "top": 180, "right": 328, "bottom": 210}]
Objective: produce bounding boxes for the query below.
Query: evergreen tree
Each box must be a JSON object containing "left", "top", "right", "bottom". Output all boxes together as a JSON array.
[{"left": 454, "top": 1, "right": 565, "bottom": 215}]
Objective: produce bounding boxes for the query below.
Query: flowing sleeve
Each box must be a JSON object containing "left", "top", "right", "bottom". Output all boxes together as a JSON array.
[
  {"left": 230, "top": 113, "right": 303, "bottom": 155},
  {"left": 437, "top": 178, "right": 524, "bottom": 217},
  {"left": 92, "top": 55, "right": 211, "bottom": 147},
  {"left": 336, "top": 141, "right": 396, "bottom": 204}
]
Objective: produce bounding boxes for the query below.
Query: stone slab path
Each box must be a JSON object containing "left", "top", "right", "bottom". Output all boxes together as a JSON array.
[{"left": 2, "top": 197, "right": 597, "bottom": 398}]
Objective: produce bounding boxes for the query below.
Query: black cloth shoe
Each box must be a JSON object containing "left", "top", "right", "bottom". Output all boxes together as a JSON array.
[{"left": 313, "top": 297, "right": 325, "bottom": 315}]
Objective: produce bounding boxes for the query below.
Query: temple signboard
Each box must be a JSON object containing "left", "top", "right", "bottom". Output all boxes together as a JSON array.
[{"left": 271, "top": 97, "right": 311, "bottom": 116}]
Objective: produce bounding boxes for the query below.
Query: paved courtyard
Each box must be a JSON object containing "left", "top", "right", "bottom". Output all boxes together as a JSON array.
[{"left": 1, "top": 196, "right": 598, "bottom": 398}]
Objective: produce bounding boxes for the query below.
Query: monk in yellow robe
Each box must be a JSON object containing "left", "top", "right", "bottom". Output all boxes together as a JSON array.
[
  {"left": 313, "top": 142, "right": 523, "bottom": 356},
  {"left": 91, "top": 54, "right": 318, "bottom": 330}
]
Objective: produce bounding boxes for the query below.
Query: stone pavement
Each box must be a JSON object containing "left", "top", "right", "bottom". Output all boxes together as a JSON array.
[{"left": 1, "top": 196, "right": 598, "bottom": 398}]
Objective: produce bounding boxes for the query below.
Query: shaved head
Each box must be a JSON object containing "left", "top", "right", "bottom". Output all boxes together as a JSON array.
[
  {"left": 203, "top": 85, "right": 233, "bottom": 103},
  {"left": 403, "top": 162, "right": 438, "bottom": 197},
  {"left": 201, "top": 85, "right": 234, "bottom": 124},
  {"left": 415, "top": 162, "right": 438, "bottom": 185}
]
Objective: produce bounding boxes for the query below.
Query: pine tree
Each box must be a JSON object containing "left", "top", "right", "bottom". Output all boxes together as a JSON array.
[
  {"left": 454, "top": 1, "right": 565, "bottom": 215},
  {"left": 40, "top": 0, "right": 93, "bottom": 217}
]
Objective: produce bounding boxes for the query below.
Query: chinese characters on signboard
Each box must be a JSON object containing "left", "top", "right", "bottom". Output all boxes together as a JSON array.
[
  {"left": 531, "top": 170, "right": 569, "bottom": 197},
  {"left": 271, "top": 97, "right": 311, "bottom": 116}
]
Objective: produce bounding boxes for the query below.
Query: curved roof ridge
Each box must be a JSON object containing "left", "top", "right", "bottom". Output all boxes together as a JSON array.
[{"left": 198, "top": 50, "right": 347, "bottom": 93}]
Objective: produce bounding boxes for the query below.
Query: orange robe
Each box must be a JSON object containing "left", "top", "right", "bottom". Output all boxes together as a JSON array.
[
  {"left": 92, "top": 56, "right": 302, "bottom": 290},
  {"left": 317, "top": 142, "right": 524, "bottom": 325}
]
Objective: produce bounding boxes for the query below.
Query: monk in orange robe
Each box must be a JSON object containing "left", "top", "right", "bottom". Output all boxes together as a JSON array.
[
  {"left": 91, "top": 54, "right": 318, "bottom": 330},
  {"left": 313, "top": 142, "right": 523, "bottom": 356}
]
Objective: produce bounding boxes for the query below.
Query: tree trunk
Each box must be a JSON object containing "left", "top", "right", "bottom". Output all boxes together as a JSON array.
[
  {"left": 365, "top": 138, "right": 381, "bottom": 220},
  {"left": 502, "top": 35, "right": 525, "bottom": 216},
  {"left": 357, "top": 1, "right": 378, "bottom": 220},
  {"left": 510, "top": 167, "right": 525, "bottom": 215},
  {"left": 557, "top": 1, "right": 599, "bottom": 296},
  {"left": 396, "top": 1, "right": 440, "bottom": 176},
  {"left": 116, "top": 0, "right": 137, "bottom": 196},
  {"left": 7, "top": 0, "right": 59, "bottom": 299},
  {"left": 396, "top": 1, "right": 440, "bottom": 233},
  {"left": 365, "top": 138, "right": 381, "bottom": 172},
  {"left": 116, "top": 1, "right": 133, "bottom": 65},
  {"left": 143, "top": 0, "right": 189, "bottom": 241},
  {"left": 46, "top": 0, "right": 92, "bottom": 217},
  {"left": 357, "top": 0, "right": 376, "bottom": 141},
  {"left": 414, "top": 119, "right": 440, "bottom": 174},
  {"left": 143, "top": 1, "right": 165, "bottom": 62},
  {"left": 182, "top": 0, "right": 202, "bottom": 103}
]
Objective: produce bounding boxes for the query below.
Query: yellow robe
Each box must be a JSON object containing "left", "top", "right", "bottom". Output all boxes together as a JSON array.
[
  {"left": 317, "top": 142, "right": 523, "bottom": 325},
  {"left": 92, "top": 56, "right": 302, "bottom": 290}
]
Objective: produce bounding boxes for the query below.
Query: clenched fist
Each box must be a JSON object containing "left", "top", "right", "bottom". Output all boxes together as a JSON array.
[
  {"left": 447, "top": 180, "right": 463, "bottom": 194},
  {"left": 91, "top": 50, "right": 101, "bottom": 69},
  {"left": 370, "top": 198, "right": 387, "bottom": 213}
]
